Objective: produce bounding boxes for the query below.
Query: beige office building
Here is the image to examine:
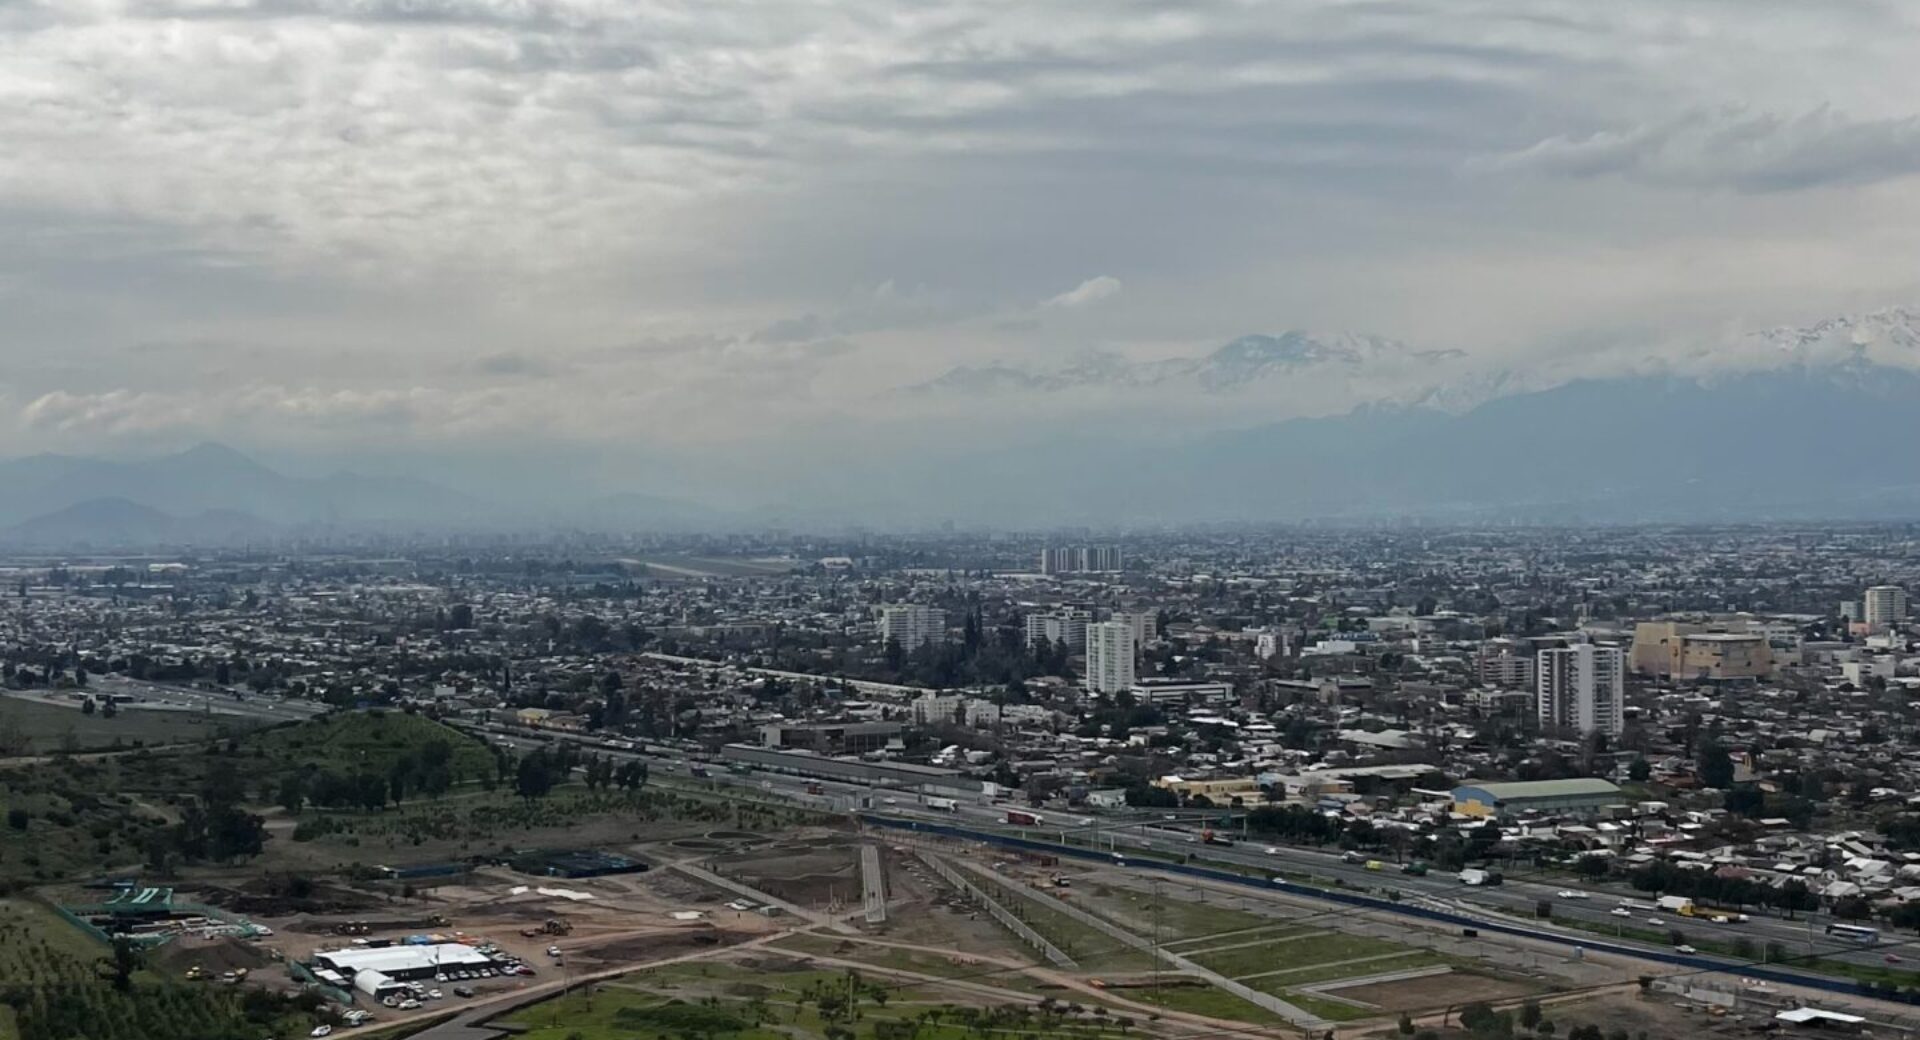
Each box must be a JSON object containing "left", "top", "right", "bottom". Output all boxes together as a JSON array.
[{"left": 1630, "top": 622, "right": 1771, "bottom": 680}]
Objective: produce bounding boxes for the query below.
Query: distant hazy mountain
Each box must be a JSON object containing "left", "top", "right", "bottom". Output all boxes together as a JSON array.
[
  {"left": 567, "top": 491, "right": 725, "bottom": 533},
  {"left": 1, "top": 498, "right": 277, "bottom": 548},
  {"left": 914, "top": 331, "right": 1465, "bottom": 396},
  {"left": 851, "top": 357, "right": 1920, "bottom": 525},
  {"left": 0, "top": 443, "right": 475, "bottom": 530},
  {"left": 0, "top": 443, "right": 723, "bottom": 545}
]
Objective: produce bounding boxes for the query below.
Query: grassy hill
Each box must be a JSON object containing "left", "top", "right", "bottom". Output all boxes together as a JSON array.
[
  {"left": 0, "top": 711, "right": 497, "bottom": 886},
  {"left": 242, "top": 710, "right": 494, "bottom": 782}
]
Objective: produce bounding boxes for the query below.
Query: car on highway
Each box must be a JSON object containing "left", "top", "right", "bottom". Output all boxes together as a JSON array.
[
  {"left": 310, "top": 1028, "right": 332, "bottom": 1039},
  {"left": 1647, "top": 916, "right": 1664, "bottom": 925},
  {"left": 1610, "top": 907, "right": 1633, "bottom": 917},
  {"left": 1675, "top": 944, "right": 1698, "bottom": 955},
  {"left": 1555, "top": 890, "right": 1588, "bottom": 900},
  {"left": 1263, "top": 846, "right": 1281, "bottom": 855},
  {"left": 547, "top": 945, "right": 562, "bottom": 957}
]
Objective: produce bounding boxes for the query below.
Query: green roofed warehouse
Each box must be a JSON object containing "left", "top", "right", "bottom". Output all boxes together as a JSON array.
[{"left": 1451, "top": 778, "right": 1623, "bottom": 819}]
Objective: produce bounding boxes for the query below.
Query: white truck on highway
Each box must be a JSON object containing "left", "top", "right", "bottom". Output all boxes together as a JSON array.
[
  {"left": 1459, "top": 868, "right": 1504, "bottom": 886},
  {"left": 924, "top": 797, "right": 958, "bottom": 812},
  {"left": 1656, "top": 895, "right": 1696, "bottom": 915}
]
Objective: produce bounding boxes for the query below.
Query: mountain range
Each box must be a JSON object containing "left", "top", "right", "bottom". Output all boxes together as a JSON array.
[
  {"left": 0, "top": 444, "right": 719, "bottom": 549},
  {"left": 11, "top": 309, "right": 1920, "bottom": 543},
  {"left": 914, "top": 331, "right": 1466, "bottom": 397}
]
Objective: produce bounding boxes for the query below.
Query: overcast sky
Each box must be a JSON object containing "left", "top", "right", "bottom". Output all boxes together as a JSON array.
[{"left": 7, "top": 0, "right": 1920, "bottom": 496}]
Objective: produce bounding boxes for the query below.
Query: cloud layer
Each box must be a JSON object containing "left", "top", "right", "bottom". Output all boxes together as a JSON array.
[{"left": 6, "top": 0, "right": 1920, "bottom": 499}]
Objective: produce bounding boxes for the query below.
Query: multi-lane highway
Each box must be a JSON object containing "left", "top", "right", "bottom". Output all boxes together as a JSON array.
[{"left": 458, "top": 721, "right": 1901, "bottom": 981}]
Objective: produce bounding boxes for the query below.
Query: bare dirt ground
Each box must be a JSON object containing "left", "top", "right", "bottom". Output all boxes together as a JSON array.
[
  {"left": 710, "top": 838, "right": 862, "bottom": 910},
  {"left": 154, "top": 936, "right": 277, "bottom": 977},
  {"left": 869, "top": 845, "right": 1039, "bottom": 959},
  {"left": 1334, "top": 969, "right": 1544, "bottom": 1012}
]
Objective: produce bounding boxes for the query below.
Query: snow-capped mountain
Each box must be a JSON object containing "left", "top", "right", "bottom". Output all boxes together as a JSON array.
[{"left": 913, "top": 331, "right": 1466, "bottom": 396}]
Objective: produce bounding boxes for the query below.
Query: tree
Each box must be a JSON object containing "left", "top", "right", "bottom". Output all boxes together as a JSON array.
[
  {"left": 277, "top": 775, "right": 306, "bottom": 815},
  {"left": 1398, "top": 1013, "right": 1416, "bottom": 1036},
  {"left": 1628, "top": 757, "right": 1651, "bottom": 782},
  {"left": 516, "top": 751, "right": 556, "bottom": 801},
  {"left": 1697, "top": 737, "right": 1735, "bottom": 789},
  {"left": 1519, "top": 1001, "right": 1542, "bottom": 1031},
  {"left": 449, "top": 603, "right": 475, "bottom": 629},
  {"left": 80, "top": 697, "right": 96, "bottom": 716},
  {"left": 111, "top": 937, "right": 141, "bottom": 992}
]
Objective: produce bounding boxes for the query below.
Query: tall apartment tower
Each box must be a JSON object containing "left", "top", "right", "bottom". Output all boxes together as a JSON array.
[
  {"left": 1039, "top": 546, "right": 1124, "bottom": 574},
  {"left": 1084, "top": 621, "right": 1137, "bottom": 696},
  {"left": 1024, "top": 607, "right": 1093, "bottom": 650},
  {"left": 1864, "top": 586, "right": 1909, "bottom": 628},
  {"left": 1537, "top": 644, "right": 1624, "bottom": 736},
  {"left": 877, "top": 604, "right": 946, "bottom": 649}
]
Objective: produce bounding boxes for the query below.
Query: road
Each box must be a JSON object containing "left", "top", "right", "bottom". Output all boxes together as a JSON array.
[
  {"left": 451, "top": 719, "right": 1898, "bottom": 978},
  {"left": 84, "top": 676, "right": 328, "bottom": 724}
]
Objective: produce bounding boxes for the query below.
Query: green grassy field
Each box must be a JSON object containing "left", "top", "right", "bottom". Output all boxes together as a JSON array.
[
  {"left": 501, "top": 962, "right": 1134, "bottom": 1040},
  {"left": 768, "top": 934, "right": 1046, "bottom": 987},
  {"left": 0, "top": 898, "right": 107, "bottom": 983},
  {"left": 965, "top": 875, "right": 1156, "bottom": 972},
  {"left": 1190, "top": 930, "right": 1417, "bottom": 979},
  {"left": 245, "top": 710, "right": 494, "bottom": 779},
  {"left": 0, "top": 695, "right": 267, "bottom": 755},
  {"left": 1076, "top": 885, "right": 1280, "bottom": 943}
]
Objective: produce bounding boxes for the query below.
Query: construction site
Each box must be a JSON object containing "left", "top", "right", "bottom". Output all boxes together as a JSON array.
[{"left": 37, "top": 821, "right": 1920, "bottom": 1040}]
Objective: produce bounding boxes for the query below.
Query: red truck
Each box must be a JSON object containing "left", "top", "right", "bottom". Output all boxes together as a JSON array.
[{"left": 1006, "top": 809, "right": 1044, "bottom": 827}]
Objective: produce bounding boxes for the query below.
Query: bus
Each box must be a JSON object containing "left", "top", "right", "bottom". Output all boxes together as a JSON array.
[{"left": 1826, "top": 924, "right": 1879, "bottom": 944}]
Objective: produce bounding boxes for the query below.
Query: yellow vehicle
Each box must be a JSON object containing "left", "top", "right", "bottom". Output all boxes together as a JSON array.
[{"left": 1365, "top": 860, "right": 1384, "bottom": 871}]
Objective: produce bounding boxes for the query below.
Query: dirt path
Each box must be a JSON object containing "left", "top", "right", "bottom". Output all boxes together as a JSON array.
[{"left": 791, "top": 932, "right": 1297, "bottom": 1039}]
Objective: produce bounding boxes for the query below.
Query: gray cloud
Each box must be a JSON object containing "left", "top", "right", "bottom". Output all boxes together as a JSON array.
[
  {"left": 470, "top": 351, "right": 559, "bottom": 379},
  {"left": 1486, "top": 107, "right": 1920, "bottom": 192},
  {"left": 6, "top": 0, "right": 1920, "bottom": 475}
]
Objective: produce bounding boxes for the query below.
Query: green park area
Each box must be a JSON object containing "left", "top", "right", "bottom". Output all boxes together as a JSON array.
[
  {"left": 0, "top": 694, "right": 268, "bottom": 756},
  {"left": 498, "top": 960, "right": 1141, "bottom": 1040},
  {"left": 0, "top": 896, "right": 326, "bottom": 1040}
]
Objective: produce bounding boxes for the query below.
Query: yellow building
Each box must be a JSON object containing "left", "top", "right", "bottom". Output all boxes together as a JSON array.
[
  {"left": 1631, "top": 622, "right": 1771, "bottom": 680},
  {"left": 1153, "top": 776, "right": 1262, "bottom": 802}
]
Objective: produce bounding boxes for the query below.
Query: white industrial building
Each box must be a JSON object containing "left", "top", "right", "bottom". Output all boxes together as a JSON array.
[{"left": 314, "top": 942, "right": 495, "bottom": 984}]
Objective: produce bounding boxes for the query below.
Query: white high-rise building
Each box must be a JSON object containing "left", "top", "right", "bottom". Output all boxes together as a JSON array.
[
  {"left": 1038, "top": 546, "right": 1124, "bottom": 574},
  {"left": 877, "top": 605, "right": 946, "bottom": 649},
  {"left": 1111, "top": 610, "right": 1158, "bottom": 645},
  {"left": 1084, "top": 621, "right": 1136, "bottom": 696},
  {"left": 1864, "top": 586, "right": 1909, "bottom": 628},
  {"left": 1537, "top": 644, "right": 1624, "bottom": 736},
  {"left": 1024, "top": 607, "right": 1092, "bottom": 650}
]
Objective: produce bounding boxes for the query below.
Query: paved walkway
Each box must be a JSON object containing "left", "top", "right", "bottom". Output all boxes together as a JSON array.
[
  {"left": 860, "top": 844, "right": 887, "bottom": 925},
  {"left": 1233, "top": 948, "right": 1423, "bottom": 982},
  {"left": 1180, "top": 928, "right": 1330, "bottom": 958}
]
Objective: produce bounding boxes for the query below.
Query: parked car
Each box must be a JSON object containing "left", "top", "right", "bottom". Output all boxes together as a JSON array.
[{"left": 454, "top": 986, "right": 475, "bottom": 998}]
